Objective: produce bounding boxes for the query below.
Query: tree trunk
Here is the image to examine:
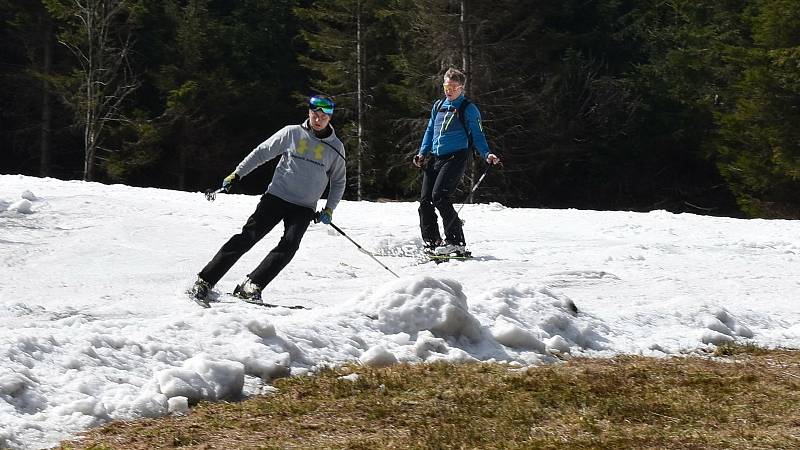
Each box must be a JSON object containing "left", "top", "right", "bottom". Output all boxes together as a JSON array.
[
  {"left": 84, "top": 124, "right": 96, "bottom": 181},
  {"left": 40, "top": 13, "right": 53, "bottom": 177},
  {"left": 50, "top": 0, "right": 137, "bottom": 182},
  {"left": 178, "top": 120, "right": 187, "bottom": 190},
  {"left": 356, "top": 0, "right": 364, "bottom": 201},
  {"left": 83, "top": 0, "right": 96, "bottom": 181},
  {"left": 460, "top": 0, "right": 475, "bottom": 194}
]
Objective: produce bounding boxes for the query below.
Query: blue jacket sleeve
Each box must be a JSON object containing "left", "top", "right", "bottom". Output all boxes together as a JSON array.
[
  {"left": 418, "top": 103, "right": 437, "bottom": 155},
  {"left": 465, "top": 103, "right": 490, "bottom": 159}
]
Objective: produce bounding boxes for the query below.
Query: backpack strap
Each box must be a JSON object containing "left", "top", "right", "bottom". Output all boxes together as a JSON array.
[
  {"left": 301, "top": 121, "right": 345, "bottom": 161},
  {"left": 456, "top": 97, "right": 473, "bottom": 150},
  {"left": 319, "top": 139, "right": 345, "bottom": 162},
  {"left": 432, "top": 99, "right": 444, "bottom": 118}
]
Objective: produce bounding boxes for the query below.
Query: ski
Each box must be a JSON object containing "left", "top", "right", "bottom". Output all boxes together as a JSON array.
[
  {"left": 246, "top": 302, "right": 308, "bottom": 310},
  {"left": 223, "top": 295, "right": 309, "bottom": 310},
  {"left": 191, "top": 296, "right": 211, "bottom": 308},
  {"left": 423, "top": 250, "right": 473, "bottom": 264},
  {"left": 372, "top": 246, "right": 481, "bottom": 264},
  {"left": 426, "top": 255, "right": 474, "bottom": 264},
  {"left": 225, "top": 292, "right": 309, "bottom": 310},
  {"left": 186, "top": 290, "right": 308, "bottom": 310}
]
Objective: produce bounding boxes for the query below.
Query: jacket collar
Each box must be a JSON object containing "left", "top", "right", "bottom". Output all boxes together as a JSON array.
[
  {"left": 301, "top": 119, "right": 336, "bottom": 141},
  {"left": 443, "top": 93, "right": 465, "bottom": 107}
]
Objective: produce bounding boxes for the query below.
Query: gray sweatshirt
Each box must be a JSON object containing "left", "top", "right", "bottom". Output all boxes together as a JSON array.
[{"left": 234, "top": 120, "right": 347, "bottom": 211}]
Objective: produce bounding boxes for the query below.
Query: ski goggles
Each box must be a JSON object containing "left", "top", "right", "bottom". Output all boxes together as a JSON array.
[
  {"left": 442, "top": 82, "right": 462, "bottom": 93},
  {"left": 308, "top": 96, "right": 334, "bottom": 115}
]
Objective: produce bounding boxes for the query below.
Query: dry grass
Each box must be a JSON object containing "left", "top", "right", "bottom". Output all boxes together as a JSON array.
[{"left": 61, "top": 346, "right": 800, "bottom": 449}]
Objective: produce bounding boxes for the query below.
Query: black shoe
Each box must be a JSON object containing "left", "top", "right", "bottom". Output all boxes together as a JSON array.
[
  {"left": 190, "top": 277, "right": 212, "bottom": 308},
  {"left": 233, "top": 278, "right": 263, "bottom": 304}
]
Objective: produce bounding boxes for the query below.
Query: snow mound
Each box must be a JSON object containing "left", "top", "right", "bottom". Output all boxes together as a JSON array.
[
  {"left": 473, "top": 284, "right": 605, "bottom": 355},
  {"left": 154, "top": 354, "right": 244, "bottom": 404},
  {"left": 7, "top": 199, "right": 33, "bottom": 214},
  {"left": 20, "top": 190, "right": 38, "bottom": 201},
  {"left": 344, "top": 277, "right": 601, "bottom": 366},
  {"left": 167, "top": 396, "right": 189, "bottom": 415},
  {"left": 193, "top": 314, "right": 295, "bottom": 381},
  {"left": 0, "top": 190, "right": 39, "bottom": 213},
  {"left": 700, "top": 306, "right": 753, "bottom": 345},
  {"left": 354, "top": 276, "right": 481, "bottom": 340},
  {"left": 360, "top": 345, "right": 398, "bottom": 368},
  {"left": 491, "top": 317, "right": 547, "bottom": 351},
  {"left": 0, "top": 369, "right": 46, "bottom": 415},
  {"left": 636, "top": 298, "right": 758, "bottom": 351}
]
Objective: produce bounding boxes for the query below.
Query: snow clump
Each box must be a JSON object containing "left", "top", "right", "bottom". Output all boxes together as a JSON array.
[{"left": 355, "top": 276, "right": 482, "bottom": 340}]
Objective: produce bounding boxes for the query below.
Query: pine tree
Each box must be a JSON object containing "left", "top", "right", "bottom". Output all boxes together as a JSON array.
[
  {"left": 1, "top": 1, "right": 74, "bottom": 177},
  {"left": 296, "top": 0, "right": 424, "bottom": 199},
  {"left": 107, "top": 0, "right": 306, "bottom": 191},
  {"left": 712, "top": 0, "right": 800, "bottom": 217},
  {"left": 296, "top": 0, "right": 363, "bottom": 199}
]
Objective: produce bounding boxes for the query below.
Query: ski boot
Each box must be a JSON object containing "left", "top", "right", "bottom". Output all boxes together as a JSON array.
[
  {"left": 190, "top": 277, "right": 212, "bottom": 308},
  {"left": 429, "top": 243, "right": 472, "bottom": 263},
  {"left": 434, "top": 243, "right": 469, "bottom": 257},
  {"left": 423, "top": 239, "right": 444, "bottom": 257},
  {"left": 233, "top": 278, "right": 264, "bottom": 305}
]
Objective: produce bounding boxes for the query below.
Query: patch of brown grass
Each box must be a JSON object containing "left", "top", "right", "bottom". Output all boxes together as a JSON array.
[{"left": 61, "top": 348, "right": 800, "bottom": 449}]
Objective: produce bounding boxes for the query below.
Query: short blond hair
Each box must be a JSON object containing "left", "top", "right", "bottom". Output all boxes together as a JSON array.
[{"left": 443, "top": 68, "right": 466, "bottom": 85}]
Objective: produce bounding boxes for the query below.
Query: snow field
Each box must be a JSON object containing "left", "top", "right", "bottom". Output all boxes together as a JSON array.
[{"left": 1, "top": 174, "right": 799, "bottom": 449}]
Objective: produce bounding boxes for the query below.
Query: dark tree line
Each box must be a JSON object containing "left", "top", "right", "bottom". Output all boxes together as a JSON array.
[{"left": 2, "top": 0, "right": 799, "bottom": 218}]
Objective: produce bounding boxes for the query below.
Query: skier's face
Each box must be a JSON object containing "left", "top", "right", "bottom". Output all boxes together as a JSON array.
[
  {"left": 443, "top": 78, "right": 463, "bottom": 101},
  {"left": 308, "top": 109, "right": 331, "bottom": 131}
]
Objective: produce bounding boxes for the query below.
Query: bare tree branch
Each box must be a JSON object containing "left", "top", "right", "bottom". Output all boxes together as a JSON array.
[{"left": 50, "top": 0, "right": 139, "bottom": 181}]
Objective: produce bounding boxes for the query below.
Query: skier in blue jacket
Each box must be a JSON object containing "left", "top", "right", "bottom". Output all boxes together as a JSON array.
[{"left": 413, "top": 68, "right": 501, "bottom": 256}]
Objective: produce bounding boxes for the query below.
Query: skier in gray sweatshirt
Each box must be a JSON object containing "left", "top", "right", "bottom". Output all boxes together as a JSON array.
[{"left": 190, "top": 95, "right": 346, "bottom": 307}]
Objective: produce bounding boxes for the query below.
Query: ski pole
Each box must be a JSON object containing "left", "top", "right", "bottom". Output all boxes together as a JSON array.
[
  {"left": 327, "top": 222, "right": 400, "bottom": 278},
  {"left": 443, "top": 164, "right": 492, "bottom": 233},
  {"left": 462, "top": 164, "right": 492, "bottom": 212}
]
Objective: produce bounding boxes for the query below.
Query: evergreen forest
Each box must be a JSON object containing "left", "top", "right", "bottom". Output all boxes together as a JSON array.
[{"left": 2, "top": 0, "right": 799, "bottom": 218}]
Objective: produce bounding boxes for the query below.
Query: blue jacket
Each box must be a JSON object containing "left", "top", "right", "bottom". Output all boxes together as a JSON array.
[{"left": 418, "top": 94, "right": 490, "bottom": 159}]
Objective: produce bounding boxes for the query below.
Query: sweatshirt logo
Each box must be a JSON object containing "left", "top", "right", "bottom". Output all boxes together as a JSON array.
[{"left": 296, "top": 139, "right": 324, "bottom": 161}]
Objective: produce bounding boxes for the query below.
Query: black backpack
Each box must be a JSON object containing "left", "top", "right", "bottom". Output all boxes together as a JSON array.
[{"left": 433, "top": 97, "right": 473, "bottom": 150}]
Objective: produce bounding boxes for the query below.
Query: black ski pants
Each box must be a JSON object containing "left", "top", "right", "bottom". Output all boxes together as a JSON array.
[
  {"left": 418, "top": 150, "right": 468, "bottom": 246},
  {"left": 198, "top": 193, "right": 314, "bottom": 287}
]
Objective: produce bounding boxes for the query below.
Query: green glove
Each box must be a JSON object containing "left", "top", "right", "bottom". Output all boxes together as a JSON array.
[
  {"left": 316, "top": 207, "right": 333, "bottom": 224},
  {"left": 222, "top": 172, "right": 239, "bottom": 193}
]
